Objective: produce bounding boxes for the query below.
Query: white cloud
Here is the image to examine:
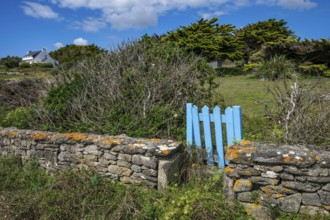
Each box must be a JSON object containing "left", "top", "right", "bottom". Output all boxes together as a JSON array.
[
  {"left": 22, "top": 1, "right": 59, "bottom": 19},
  {"left": 73, "top": 18, "right": 107, "bottom": 32},
  {"left": 73, "top": 38, "right": 88, "bottom": 46},
  {"left": 277, "top": 0, "right": 317, "bottom": 9},
  {"left": 55, "top": 42, "right": 64, "bottom": 49},
  {"left": 256, "top": 0, "right": 317, "bottom": 9},
  {"left": 50, "top": 0, "right": 317, "bottom": 31}
]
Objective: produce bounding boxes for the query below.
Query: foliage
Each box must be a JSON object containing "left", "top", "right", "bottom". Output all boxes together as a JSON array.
[
  {"left": 261, "top": 39, "right": 330, "bottom": 68},
  {"left": 236, "top": 19, "right": 296, "bottom": 63},
  {"left": 162, "top": 18, "right": 243, "bottom": 61},
  {"left": 253, "top": 55, "right": 295, "bottom": 80},
  {"left": 30, "top": 62, "right": 54, "bottom": 69},
  {"left": 243, "top": 63, "right": 259, "bottom": 73},
  {"left": 264, "top": 79, "right": 330, "bottom": 146},
  {"left": 19, "top": 62, "right": 31, "bottom": 68},
  {"left": 298, "top": 64, "right": 327, "bottom": 76},
  {"left": 0, "top": 156, "right": 249, "bottom": 220},
  {"left": 0, "top": 56, "right": 21, "bottom": 69},
  {"left": 216, "top": 67, "right": 245, "bottom": 76},
  {"left": 37, "top": 38, "right": 217, "bottom": 139},
  {"left": 49, "top": 44, "right": 105, "bottom": 65},
  {"left": 1, "top": 107, "right": 33, "bottom": 129}
]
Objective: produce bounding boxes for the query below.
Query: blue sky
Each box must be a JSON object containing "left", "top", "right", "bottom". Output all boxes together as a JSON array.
[{"left": 0, "top": 0, "right": 329, "bottom": 58}]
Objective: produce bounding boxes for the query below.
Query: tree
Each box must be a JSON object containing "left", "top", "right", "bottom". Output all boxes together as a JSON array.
[
  {"left": 0, "top": 56, "right": 21, "bottom": 69},
  {"left": 236, "top": 19, "right": 296, "bottom": 63},
  {"left": 161, "top": 18, "right": 243, "bottom": 62},
  {"left": 49, "top": 44, "right": 105, "bottom": 64}
]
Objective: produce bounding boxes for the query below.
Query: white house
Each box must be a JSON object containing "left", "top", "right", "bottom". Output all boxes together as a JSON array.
[{"left": 21, "top": 48, "right": 57, "bottom": 66}]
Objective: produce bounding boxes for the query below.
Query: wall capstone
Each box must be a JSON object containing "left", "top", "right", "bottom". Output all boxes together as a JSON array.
[{"left": 0, "top": 127, "right": 183, "bottom": 189}]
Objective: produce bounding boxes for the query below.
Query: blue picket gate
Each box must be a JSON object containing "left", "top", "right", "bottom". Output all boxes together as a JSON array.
[{"left": 186, "top": 103, "right": 243, "bottom": 168}]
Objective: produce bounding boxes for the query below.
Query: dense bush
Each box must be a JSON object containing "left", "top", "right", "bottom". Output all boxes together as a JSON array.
[
  {"left": 264, "top": 79, "right": 330, "bottom": 146},
  {"left": 254, "top": 55, "right": 295, "bottom": 80},
  {"left": 298, "top": 64, "right": 327, "bottom": 76},
  {"left": 1, "top": 107, "right": 33, "bottom": 129},
  {"left": 19, "top": 62, "right": 31, "bottom": 68},
  {"left": 36, "top": 38, "right": 218, "bottom": 139}
]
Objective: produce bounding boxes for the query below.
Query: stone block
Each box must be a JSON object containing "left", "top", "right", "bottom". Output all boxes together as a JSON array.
[
  {"left": 117, "top": 160, "right": 132, "bottom": 168},
  {"left": 132, "top": 155, "right": 157, "bottom": 169},
  {"left": 300, "top": 206, "right": 329, "bottom": 215},
  {"left": 223, "top": 175, "right": 235, "bottom": 200},
  {"left": 158, "top": 152, "right": 182, "bottom": 190},
  {"left": 318, "top": 190, "right": 330, "bottom": 205},
  {"left": 251, "top": 176, "right": 279, "bottom": 186},
  {"left": 283, "top": 181, "right": 321, "bottom": 192},
  {"left": 84, "top": 145, "right": 99, "bottom": 156},
  {"left": 278, "top": 193, "right": 302, "bottom": 213},
  {"left": 131, "top": 165, "right": 142, "bottom": 173},
  {"left": 302, "top": 193, "right": 321, "bottom": 207},
  {"left": 142, "top": 168, "right": 158, "bottom": 177},
  {"left": 108, "top": 165, "right": 132, "bottom": 176},
  {"left": 233, "top": 179, "right": 252, "bottom": 192},
  {"left": 118, "top": 153, "right": 132, "bottom": 162},
  {"left": 244, "top": 203, "right": 272, "bottom": 220}
]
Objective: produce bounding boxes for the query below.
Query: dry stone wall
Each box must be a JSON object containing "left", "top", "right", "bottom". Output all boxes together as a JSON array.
[
  {"left": 0, "top": 127, "right": 183, "bottom": 190},
  {"left": 224, "top": 141, "right": 330, "bottom": 218}
]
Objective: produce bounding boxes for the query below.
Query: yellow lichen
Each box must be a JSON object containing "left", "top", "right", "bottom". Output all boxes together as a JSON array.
[
  {"left": 224, "top": 167, "right": 234, "bottom": 173},
  {"left": 63, "top": 133, "right": 87, "bottom": 141},
  {"left": 225, "top": 148, "right": 239, "bottom": 160},
  {"left": 148, "top": 138, "right": 160, "bottom": 143},
  {"left": 316, "top": 156, "right": 321, "bottom": 161},
  {"left": 274, "top": 193, "right": 284, "bottom": 198},
  {"left": 240, "top": 139, "right": 250, "bottom": 146},
  {"left": 9, "top": 131, "right": 17, "bottom": 138},
  {"left": 233, "top": 180, "right": 242, "bottom": 191},
  {"left": 100, "top": 138, "right": 123, "bottom": 145},
  {"left": 162, "top": 149, "right": 169, "bottom": 155},
  {"left": 284, "top": 156, "right": 291, "bottom": 163},
  {"left": 241, "top": 147, "right": 251, "bottom": 153},
  {"left": 32, "top": 132, "right": 48, "bottom": 140}
]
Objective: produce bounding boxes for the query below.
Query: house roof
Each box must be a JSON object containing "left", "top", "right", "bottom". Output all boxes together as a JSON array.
[{"left": 23, "top": 50, "right": 41, "bottom": 58}]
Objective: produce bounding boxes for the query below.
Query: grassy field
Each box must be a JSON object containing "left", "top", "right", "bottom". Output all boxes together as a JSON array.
[{"left": 0, "top": 68, "right": 53, "bottom": 80}]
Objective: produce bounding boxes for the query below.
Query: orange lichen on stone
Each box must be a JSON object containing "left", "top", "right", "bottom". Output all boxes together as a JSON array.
[
  {"left": 309, "top": 152, "right": 315, "bottom": 158},
  {"left": 233, "top": 145, "right": 240, "bottom": 149},
  {"left": 274, "top": 193, "right": 284, "bottom": 198},
  {"left": 316, "top": 156, "right": 321, "bottom": 161},
  {"left": 148, "top": 138, "right": 160, "bottom": 143},
  {"left": 284, "top": 156, "right": 291, "bottom": 163},
  {"left": 100, "top": 138, "right": 123, "bottom": 145},
  {"left": 241, "top": 147, "right": 251, "bottom": 153},
  {"left": 32, "top": 132, "right": 48, "bottom": 140},
  {"left": 233, "top": 180, "right": 242, "bottom": 191},
  {"left": 240, "top": 140, "right": 250, "bottom": 146},
  {"left": 9, "top": 131, "right": 17, "bottom": 138},
  {"left": 225, "top": 148, "right": 239, "bottom": 160},
  {"left": 63, "top": 133, "right": 87, "bottom": 141},
  {"left": 161, "top": 149, "right": 169, "bottom": 155},
  {"left": 224, "top": 167, "right": 234, "bottom": 173}
]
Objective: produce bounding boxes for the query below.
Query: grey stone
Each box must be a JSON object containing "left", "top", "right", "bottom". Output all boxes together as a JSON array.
[
  {"left": 270, "top": 166, "right": 284, "bottom": 172},
  {"left": 142, "top": 169, "right": 158, "bottom": 177},
  {"left": 237, "top": 191, "right": 256, "bottom": 203},
  {"left": 302, "top": 193, "right": 321, "bottom": 206},
  {"left": 118, "top": 153, "right": 132, "bottom": 162},
  {"left": 251, "top": 176, "right": 279, "bottom": 185},
  {"left": 108, "top": 165, "right": 132, "bottom": 176},
  {"left": 308, "top": 168, "right": 324, "bottom": 177},
  {"left": 261, "top": 171, "right": 278, "bottom": 179},
  {"left": 300, "top": 206, "right": 329, "bottom": 215},
  {"left": 258, "top": 193, "right": 277, "bottom": 207},
  {"left": 120, "top": 176, "right": 142, "bottom": 184},
  {"left": 307, "top": 176, "right": 330, "bottom": 183},
  {"left": 103, "top": 153, "right": 117, "bottom": 161},
  {"left": 244, "top": 203, "right": 272, "bottom": 220},
  {"left": 278, "top": 193, "right": 302, "bottom": 213},
  {"left": 132, "top": 155, "right": 157, "bottom": 169},
  {"left": 131, "top": 165, "right": 142, "bottom": 173},
  {"left": 234, "top": 179, "right": 253, "bottom": 192},
  {"left": 318, "top": 190, "right": 330, "bottom": 205},
  {"left": 223, "top": 175, "right": 235, "bottom": 200},
  {"left": 117, "top": 160, "right": 131, "bottom": 168},
  {"left": 158, "top": 153, "right": 182, "bottom": 190},
  {"left": 84, "top": 145, "right": 98, "bottom": 155},
  {"left": 283, "top": 181, "right": 321, "bottom": 192},
  {"left": 280, "top": 173, "right": 295, "bottom": 180},
  {"left": 285, "top": 166, "right": 303, "bottom": 175},
  {"left": 237, "top": 166, "right": 261, "bottom": 176},
  {"left": 323, "top": 183, "right": 330, "bottom": 192},
  {"left": 254, "top": 165, "right": 267, "bottom": 172},
  {"left": 295, "top": 176, "right": 307, "bottom": 182}
]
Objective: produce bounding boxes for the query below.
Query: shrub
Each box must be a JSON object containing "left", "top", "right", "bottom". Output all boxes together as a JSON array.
[
  {"left": 298, "top": 64, "right": 327, "bottom": 76},
  {"left": 243, "top": 63, "right": 259, "bottom": 73},
  {"left": 36, "top": 38, "right": 218, "bottom": 139},
  {"left": 1, "top": 107, "right": 33, "bottom": 129},
  {"left": 254, "top": 55, "right": 295, "bottom": 80},
  {"left": 20, "top": 62, "right": 31, "bottom": 68},
  {"left": 264, "top": 79, "right": 330, "bottom": 146}
]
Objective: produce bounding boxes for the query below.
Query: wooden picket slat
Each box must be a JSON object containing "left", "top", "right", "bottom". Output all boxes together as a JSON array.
[
  {"left": 213, "top": 106, "right": 225, "bottom": 168},
  {"left": 186, "top": 103, "right": 193, "bottom": 154},
  {"left": 225, "top": 107, "right": 234, "bottom": 146},
  {"left": 202, "top": 106, "right": 213, "bottom": 166},
  {"left": 233, "top": 106, "right": 243, "bottom": 140},
  {"left": 192, "top": 105, "right": 202, "bottom": 150}
]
